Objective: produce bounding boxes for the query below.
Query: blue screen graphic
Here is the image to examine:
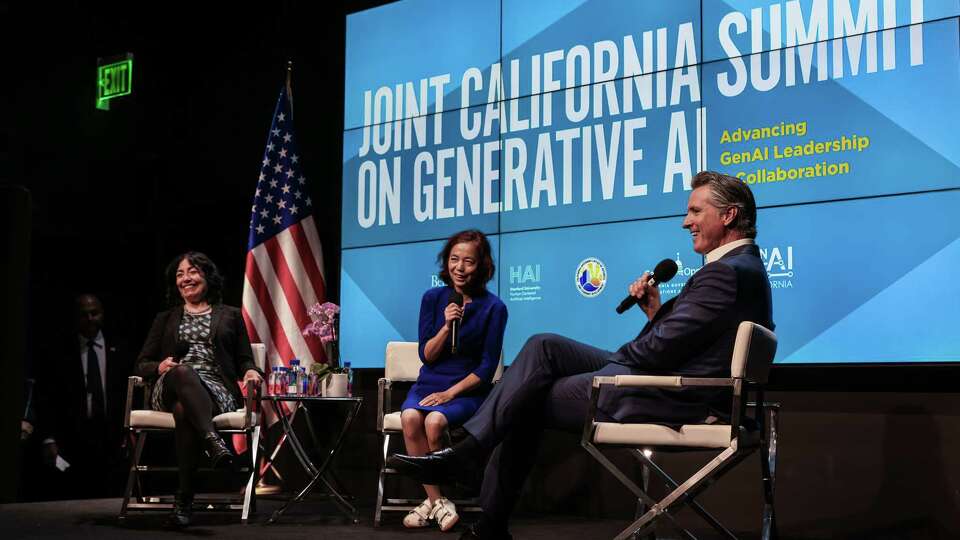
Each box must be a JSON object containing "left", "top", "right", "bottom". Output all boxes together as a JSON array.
[{"left": 341, "top": 0, "right": 960, "bottom": 367}]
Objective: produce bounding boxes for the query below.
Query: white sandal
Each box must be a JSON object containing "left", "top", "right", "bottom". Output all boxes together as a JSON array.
[
  {"left": 402, "top": 497, "right": 434, "bottom": 528},
  {"left": 430, "top": 497, "right": 459, "bottom": 532}
]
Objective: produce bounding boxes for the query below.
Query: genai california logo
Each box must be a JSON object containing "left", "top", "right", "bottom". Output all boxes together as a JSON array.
[
  {"left": 761, "top": 245, "right": 795, "bottom": 289},
  {"left": 575, "top": 257, "right": 607, "bottom": 297}
]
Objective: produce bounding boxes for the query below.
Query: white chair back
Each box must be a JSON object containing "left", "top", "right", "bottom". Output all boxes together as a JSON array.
[
  {"left": 385, "top": 341, "right": 422, "bottom": 382},
  {"left": 730, "top": 321, "right": 777, "bottom": 381},
  {"left": 385, "top": 341, "right": 506, "bottom": 382},
  {"left": 251, "top": 343, "right": 267, "bottom": 372},
  {"left": 493, "top": 356, "right": 505, "bottom": 383}
]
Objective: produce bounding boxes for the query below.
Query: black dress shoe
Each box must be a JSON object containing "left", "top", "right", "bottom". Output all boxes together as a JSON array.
[
  {"left": 202, "top": 431, "right": 235, "bottom": 469},
  {"left": 459, "top": 521, "right": 512, "bottom": 540},
  {"left": 388, "top": 447, "right": 480, "bottom": 487},
  {"left": 166, "top": 491, "right": 193, "bottom": 528}
]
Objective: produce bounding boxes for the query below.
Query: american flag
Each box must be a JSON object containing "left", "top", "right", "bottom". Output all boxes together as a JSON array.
[{"left": 242, "top": 85, "right": 328, "bottom": 370}]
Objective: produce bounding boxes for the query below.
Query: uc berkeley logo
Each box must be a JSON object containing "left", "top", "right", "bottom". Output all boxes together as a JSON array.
[{"left": 575, "top": 258, "right": 607, "bottom": 297}]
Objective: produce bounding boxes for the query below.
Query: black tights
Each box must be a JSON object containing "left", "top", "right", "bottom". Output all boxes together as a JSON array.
[{"left": 162, "top": 365, "right": 216, "bottom": 495}]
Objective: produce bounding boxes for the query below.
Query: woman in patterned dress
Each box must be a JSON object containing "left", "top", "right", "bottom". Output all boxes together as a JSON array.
[
  {"left": 135, "top": 252, "right": 262, "bottom": 527},
  {"left": 399, "top": 230, "right": 508, "bottom": 532}
]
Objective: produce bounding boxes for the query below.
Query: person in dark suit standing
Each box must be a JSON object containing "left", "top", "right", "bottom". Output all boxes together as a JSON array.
[
  {"left": 390, "top": 171, "right": 775, "bottom": 540},
  {"left": 135, "top": 251, "right": 262, "bottom": 527},
  {"left": 37, "top": 293, "right": 131, "bottom": 499}
]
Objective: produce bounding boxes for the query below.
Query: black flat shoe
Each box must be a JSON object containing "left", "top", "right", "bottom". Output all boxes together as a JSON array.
[
  {"left": 166, "top": 491, "right": 193, "bottom": 528},
  {"left": 388, "top": 447, "right": 479, "bottom": 486},
  {"left": 202, "top": 431, "right": 235, "bottom": 469}
]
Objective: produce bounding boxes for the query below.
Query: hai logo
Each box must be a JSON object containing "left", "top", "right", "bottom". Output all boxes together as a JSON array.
[
  {"left": 508, "top": 264, "right": 544, "bottom": 303},
  {"left": 575, "top": 258, "right": 607, "bottom": 297},
  {"left": 510, "top": 264, "right": 541, "bottom": 285}
]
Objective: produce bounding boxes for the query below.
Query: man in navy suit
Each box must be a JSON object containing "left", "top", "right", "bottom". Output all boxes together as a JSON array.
[{"left": 391, "top": 171, "right": 775, "bottom": 540}]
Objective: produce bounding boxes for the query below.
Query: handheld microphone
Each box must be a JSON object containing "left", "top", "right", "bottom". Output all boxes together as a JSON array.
[
  {"left": 448, "top": 290, "right": 464, "bottom": 354},
  {"left": 615, "top": 258, "right": 679, "bottom": 314}
]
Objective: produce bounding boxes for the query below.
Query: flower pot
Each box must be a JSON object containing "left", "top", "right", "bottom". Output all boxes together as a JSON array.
[{"left": 322, "top": 373, "right": 349, "bottom": 397}]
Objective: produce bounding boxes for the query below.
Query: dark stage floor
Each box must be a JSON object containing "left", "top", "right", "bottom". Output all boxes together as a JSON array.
[{"left": 0, "top": 497, "right": 671, "bottom": 540}]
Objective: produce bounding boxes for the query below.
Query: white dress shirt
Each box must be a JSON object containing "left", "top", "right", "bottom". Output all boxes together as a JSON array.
[{"left": 705, "top": 238, "right": 755, "bottom": 264}]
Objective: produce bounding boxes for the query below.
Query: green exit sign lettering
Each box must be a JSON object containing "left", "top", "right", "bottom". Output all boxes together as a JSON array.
[{"left": 96, "top": 56, "right": 133, "bottom": 110}]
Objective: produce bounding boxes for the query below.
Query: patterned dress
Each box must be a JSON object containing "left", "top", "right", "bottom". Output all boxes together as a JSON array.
[{"left": 150, "top": 311, "right": 239, "bottom": 415}]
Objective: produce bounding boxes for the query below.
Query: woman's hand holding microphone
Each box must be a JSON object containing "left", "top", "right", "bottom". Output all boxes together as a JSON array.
[{"left": 443, "top": 302, "right": 464, "bottom": 331}]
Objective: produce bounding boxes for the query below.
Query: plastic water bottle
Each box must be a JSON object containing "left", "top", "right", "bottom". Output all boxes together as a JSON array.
[
  {"left": 268, "top": 366, "right": 282, "bottom": 395},
  {"left": 288, "top": 359, "right": 301, "bottom": 395},
  {"left": 343, "top": 361, "right": 353, "bottom": 397},
  {"left": 281, "top": 367, "right": 292, "bottom": 396},
  {"left": 299, "top": 364, "right": 309, "bottom": 395}
]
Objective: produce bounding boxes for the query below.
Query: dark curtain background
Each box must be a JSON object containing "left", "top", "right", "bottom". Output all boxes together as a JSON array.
[
  {"left": 3, "top": 0, "right": 394, "bottom": 364},
  {"left": 0, "top": 1, "right": 393, "bottom": 501}
]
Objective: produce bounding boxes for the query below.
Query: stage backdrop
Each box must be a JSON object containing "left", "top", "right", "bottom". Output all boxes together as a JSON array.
[{"left": 340, "top": 0, "right": 960, "bottom": 367}]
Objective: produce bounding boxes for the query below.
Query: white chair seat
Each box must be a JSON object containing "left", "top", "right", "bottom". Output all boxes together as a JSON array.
[
  {"left": 214, "top": 409, "right": 259, "bottom": 430},
  {"left": 129, "top": 409, "right": 258, "bottom": 430},
  {"left": 382, "top": 411, "right": 402, "bottom": 432},
  {"left": 593, "top": 422, "right": 733, "bottom": 449},
  {"left": 129, "top": 410, "right": 175, "bottom": 429}
]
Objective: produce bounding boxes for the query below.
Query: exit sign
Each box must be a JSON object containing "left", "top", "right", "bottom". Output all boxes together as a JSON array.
[{"left": 97, "top": 55, "right": 133, "bottom": 110}]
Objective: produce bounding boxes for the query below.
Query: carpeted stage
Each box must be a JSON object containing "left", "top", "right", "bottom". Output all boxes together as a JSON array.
[{"left": 0, "top": 497, "right": 664, "bottom": 540}]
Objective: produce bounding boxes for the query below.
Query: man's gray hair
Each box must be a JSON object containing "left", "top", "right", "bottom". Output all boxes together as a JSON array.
[{"left": 691, "top": 171, "right": 757, "bottom": 239}]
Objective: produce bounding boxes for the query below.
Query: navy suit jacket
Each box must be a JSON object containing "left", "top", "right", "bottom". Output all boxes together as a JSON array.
[{"left": 601, "top": 243, "right": 774, "bottom": 424}]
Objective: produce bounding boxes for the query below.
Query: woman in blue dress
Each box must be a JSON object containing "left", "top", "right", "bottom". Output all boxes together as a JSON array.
[{"left": 400, "top": 229, "right": 508, "bottom": 532}]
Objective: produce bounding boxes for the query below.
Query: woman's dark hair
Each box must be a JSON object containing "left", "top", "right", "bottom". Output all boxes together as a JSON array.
[
  {"left": 437, "top": 229, "right": 495, "bottom": 295},
  {"left": 165, "top": 251, "right": 224, "bottom": 306}
]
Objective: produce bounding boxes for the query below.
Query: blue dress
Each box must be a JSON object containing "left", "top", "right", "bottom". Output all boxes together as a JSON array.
[{"left": 401, "top": 286, "right": 508, "bottom": 426}]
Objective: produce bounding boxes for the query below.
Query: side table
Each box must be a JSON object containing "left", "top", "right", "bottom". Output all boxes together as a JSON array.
[{"left": 259, "top": 395, "right": 363, "bottom": 524}]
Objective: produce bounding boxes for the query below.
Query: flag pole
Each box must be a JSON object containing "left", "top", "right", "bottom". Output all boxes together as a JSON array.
[{"left": 285, "top": 60, "right": 294, "bottom": 117}]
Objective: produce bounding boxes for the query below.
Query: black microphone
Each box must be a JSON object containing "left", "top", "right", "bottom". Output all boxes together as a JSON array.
[
  {"left": 615, "top": 258, "right": 679, "bottom": 314},
  {"left": 448, "top": 290, "right": 464, "bottom": 354}
]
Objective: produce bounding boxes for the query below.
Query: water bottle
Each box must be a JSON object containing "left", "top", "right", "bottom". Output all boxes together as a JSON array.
[
  {"left": 280, "top": 367, "right": 290, "bottom": 396},
  {"left": 288, "top": 359, "right": 301, "bottom": 395},
  {"left": 298, "top": 364, "right": 309, "bottom": 395},
  {"left": 272, "top": 366, "right": 284, "bottom": 396},
  {"left": 343, "top": 361, "right": 353, "bottom": 397},
  {"left": 268, "top": 366, "right": 282, "bottom": 395}
]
